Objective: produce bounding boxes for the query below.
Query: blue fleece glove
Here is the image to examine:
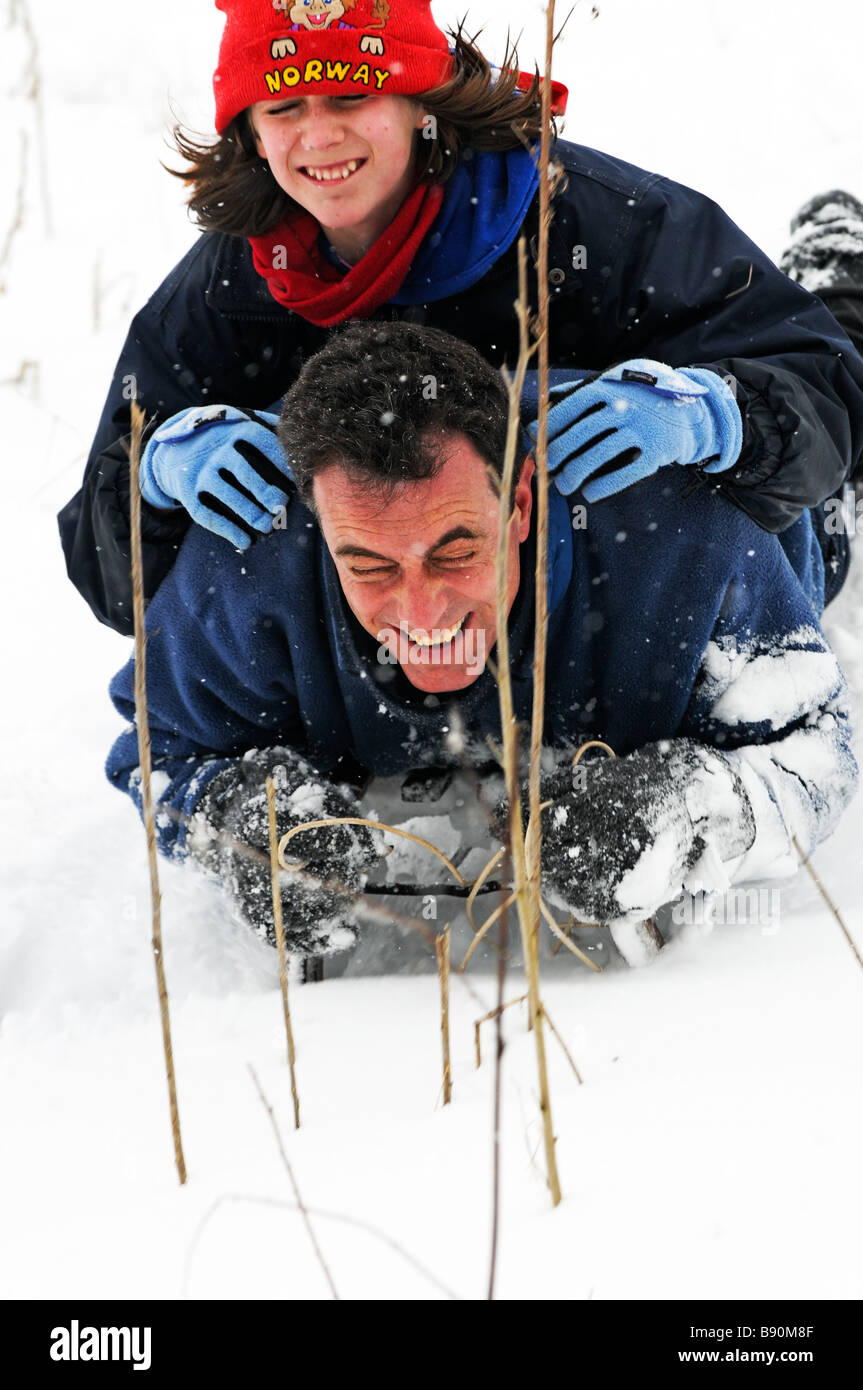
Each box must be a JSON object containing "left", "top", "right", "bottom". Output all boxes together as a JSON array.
[
  {"left": 531, "top": 359, "right": 743, "bottom": 502},
  {"left": 139, "top": 404, "right": 290, "bottom": 550}
]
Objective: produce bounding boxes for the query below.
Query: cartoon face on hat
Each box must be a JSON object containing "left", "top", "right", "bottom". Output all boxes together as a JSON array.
[
  {"left": 285, "top": 0, "right": 350, "bottom": 34},
  {"left": 270, "top": 0, "right": 389, "bottom": 58},
  {"left": 214, "top": 0, "right": 453, "bottom": 132}
]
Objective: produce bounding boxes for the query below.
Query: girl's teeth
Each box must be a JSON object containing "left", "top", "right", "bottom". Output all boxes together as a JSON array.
[{"left": 306, "top": 160, "right": 359, "bottom": 182}]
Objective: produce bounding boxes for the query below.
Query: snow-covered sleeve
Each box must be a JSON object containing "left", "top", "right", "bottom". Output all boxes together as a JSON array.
[{"left": 681, "top": 551, "right": 858, "bottom": 885}]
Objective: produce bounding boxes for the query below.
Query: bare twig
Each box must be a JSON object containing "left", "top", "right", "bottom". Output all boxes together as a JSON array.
[
  {"left": 182, "top": 1192, "right": 460, "bottom": 1300},
  {"left": 248, "top": 1064, "right": 339, "bottom": 1299},
  {"left": 10, "top": 0, "right": 53, "bottom": 236},
  {"left": 550, "top": 913, "right": 575, "bottom": 956},
  {"left": 487, "top": 856, "right": 511, "bottom": 1300},
  {"left": 128, "top": 400, "right": 186, "bottom": 1186},
  {"left": 540, "top": 1003, "right": 584, "bottom": 1085},
  {"left": 460, "top": 892, "right": 517, "bottom": 972},
  {"left": 474, "top": 994, "right": 529, "bottom": 1070},
  {"left": 465, "top": 846, "right": 506, "bottom": 932},
  {"left": 506, "top": 0, "right": 564, "bottom": 1207},
  {"left": 553, "top": 4, "right": 577, "bottom": 44},
  {"left": 525, "top": 1, "right": 555, "bottom": 971},
  {"left": 436, "top": 926, "right": 452, "bottom": 1105},
  {"left": 0, "top": 129, "right": 27, "bottom": 293},
  {"left": 493, "top": 231, "right": 561, "bottom": 1199},
  {"left": 539, "top": 898, "right": 601, "bottom": 972},
  {"left": 266, "top": 777, "right": 300, "bottom": 1129},
  {"left": 793, "top": 835, "right": 863, "bottom": 972}
]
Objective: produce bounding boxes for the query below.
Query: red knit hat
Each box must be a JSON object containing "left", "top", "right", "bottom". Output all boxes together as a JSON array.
[{"left": 213, "top": 0, "right": 455, "bottom": 131}]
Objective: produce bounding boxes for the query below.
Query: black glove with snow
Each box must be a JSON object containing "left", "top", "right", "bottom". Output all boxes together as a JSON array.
[
  {"left": 189, "top": 746, "right": 383, "bottom": 953},
  {"left": 495, "top": 739, "right": 756, "bottom": 922}
]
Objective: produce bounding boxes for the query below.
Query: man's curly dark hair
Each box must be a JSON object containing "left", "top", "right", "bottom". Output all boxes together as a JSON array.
[{"left": 277, "top": 320, "right": 514, "bottom": 508}]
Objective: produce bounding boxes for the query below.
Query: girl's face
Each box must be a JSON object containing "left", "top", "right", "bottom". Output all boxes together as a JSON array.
[{"left": 249, "top": 93, "right": 426, "bottom": 256}]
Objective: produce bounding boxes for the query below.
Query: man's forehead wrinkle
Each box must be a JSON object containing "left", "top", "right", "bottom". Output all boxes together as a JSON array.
[
  {"left": 313, "top": 439, "right": 503, "bottom": 558},
  {"left": 329, "top": 490, "right": 484, "bottom": 525},
  {"left": 327, "top": 501, "right": 491, "bottom": 552}
]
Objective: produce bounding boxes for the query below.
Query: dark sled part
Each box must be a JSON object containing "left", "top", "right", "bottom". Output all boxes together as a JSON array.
[{"left": 400, "top": 767, "right": 454, "bottom": 804}]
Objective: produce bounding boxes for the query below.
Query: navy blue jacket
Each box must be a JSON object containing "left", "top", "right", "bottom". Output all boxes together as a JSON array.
[
  {"left": 62, "top": 140, "right": 863, "bottom": 633},
  {"left": 106, "top": 473, "right": 856, "bottom": 885}
]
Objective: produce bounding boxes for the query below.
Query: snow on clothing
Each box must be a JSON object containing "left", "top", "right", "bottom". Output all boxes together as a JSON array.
[
  {"left": 60, "top": 139, "right": 863, "bottom": 633},
  {"left": 190, "top": 744, "right": 382, "bottom": 951},
  {"left": 106, "top": 469, "right": 857, "bottom": 920}
]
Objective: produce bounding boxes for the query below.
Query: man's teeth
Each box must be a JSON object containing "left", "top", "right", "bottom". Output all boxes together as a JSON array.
[
  {"left": 407, "top": 617, "right": 466, "bottom": 647},
  {"left": 303, "top": 160, "right": 360, "bottom": 182}
]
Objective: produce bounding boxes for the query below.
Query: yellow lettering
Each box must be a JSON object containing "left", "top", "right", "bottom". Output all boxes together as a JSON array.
[
  {"left": 304, "top": 59, "right": 324, "bottom": 83},
  {"left": 264, "top": 71, "right": 281, "bottom": 95},
  {"left": 373, "top": 68, "right": 390, "bottom": 90},
  {"left": 283, "top": 66, "right": 301, "bottom": 87},
  {"left": 351, "top": 63, "right": 370, "bottom": 86},
  {"left": 326, "top": 60, "right": 351, "bottom": 82}
]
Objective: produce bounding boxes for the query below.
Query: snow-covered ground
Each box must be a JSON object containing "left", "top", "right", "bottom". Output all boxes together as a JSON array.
[{"left": 2, "top": 0, "right": 863, "bottom": 1301}]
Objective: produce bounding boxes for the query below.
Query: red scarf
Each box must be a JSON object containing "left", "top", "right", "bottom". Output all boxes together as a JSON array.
[{"left": 248, "top": 181, "right": 444, "bottom": 328}]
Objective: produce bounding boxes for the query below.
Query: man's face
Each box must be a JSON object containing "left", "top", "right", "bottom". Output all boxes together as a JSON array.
[{"left": 313, "top": 434, "right": 534, "bottom": 694}]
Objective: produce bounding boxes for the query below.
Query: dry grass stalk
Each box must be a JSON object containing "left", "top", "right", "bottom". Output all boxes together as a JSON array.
[
  {"left": 539, "top": 898, "right": 600, "bottom": 972},
  {"left": 487, "top": 855, "right": 511, "bottom": 1301},
  {"left": 465, "top": 846, "right": 505, "bottom": 931},
  {"left": 248, "top": 1064, "right": 339, "bottom": 1299},
  {"left": 486, "top": 0, "right": 564, "bottom": 1206},
  {"left": 539, "top": 1003, "right": 584, "bottom": 1086},
  {"left": 10, "top": 0, "right": 53, "bottom": 235},
  {"left": 493, "top": 235, "right": 561, "bottom": 1201},
  {"left": 279, "top": 816, "right": 467, "bottom": 886},
  {"left": 460, "top": 892, "right": 517, "bottom": 972},
  {"left": 474, "top": 994, "right": 529, "bottom": 1069},
  {"left": 0, "top": 129, "right": 27, "bottom": 295},
  {"left": 549, "top": 913, "right": 574, "bottom": 956},
  {"left": 572, "top": 739, "right": 617, "bottom": 766},
  {"left": 525, "top": 4, "right": 556, "bottom": 950},
  {"left": 793, "top": 834, "right": 863, "bottom": 971},
  {"left": 128, "top": 400, "right": 187, "bottom": 1186},
  {"left": 266, "top": 776, "right": 300, "bottom": 1129},
  {"left": 435, "top": 926, "right": 453, "bottom": 1105}
]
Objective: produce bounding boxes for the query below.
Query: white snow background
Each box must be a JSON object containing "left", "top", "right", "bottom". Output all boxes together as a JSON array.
[{"left": 2, "top": 0, "right": 863, "bottom": 1301}]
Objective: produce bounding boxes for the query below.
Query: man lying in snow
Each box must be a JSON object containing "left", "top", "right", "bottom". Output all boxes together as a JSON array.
[{"left": 106, "top": 321, "right": 858, "bottom": 956}]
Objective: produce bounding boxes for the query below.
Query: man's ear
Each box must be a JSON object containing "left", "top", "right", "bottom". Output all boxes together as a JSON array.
[{"left": 512, "top": 453, "right": 535, "bottom": 542}]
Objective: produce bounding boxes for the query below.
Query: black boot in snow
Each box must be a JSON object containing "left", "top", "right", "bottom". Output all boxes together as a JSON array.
[{"left": 780, "top": 190, "right": 863, "bottom": 293}]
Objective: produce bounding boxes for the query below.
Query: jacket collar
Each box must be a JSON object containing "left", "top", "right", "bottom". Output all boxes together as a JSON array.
[{"left": 205, "top": 145, "right": 554, "bottom": 319}]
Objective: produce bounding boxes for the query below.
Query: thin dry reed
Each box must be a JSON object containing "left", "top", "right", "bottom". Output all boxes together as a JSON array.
[
  {"left": 436, "top": 926, "right": 453, "bottom": 1105},
  {"left": 249, "top": 1064, "right": 338, "bottom": 1299},
  {"left": 128, "top": 400, "right": 187, "bottom": 1186},
  {"left": 266, "top": 776, "right": 301, "bottom": 1128}
]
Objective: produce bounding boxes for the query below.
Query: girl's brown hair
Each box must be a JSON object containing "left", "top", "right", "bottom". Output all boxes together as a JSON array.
[{"left": 167, "top": 29, "right": 557, "bottom": 238}]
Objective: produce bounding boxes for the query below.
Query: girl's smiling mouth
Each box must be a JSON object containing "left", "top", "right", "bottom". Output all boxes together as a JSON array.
[{"left": 298, "top": 158, "right": 368, "bottom": 183}]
